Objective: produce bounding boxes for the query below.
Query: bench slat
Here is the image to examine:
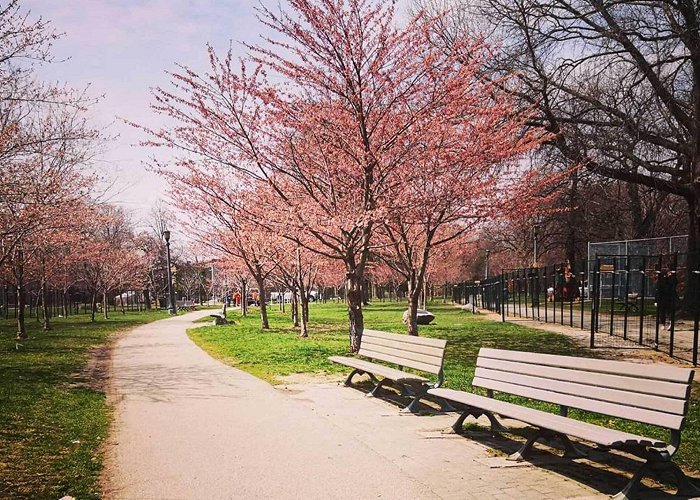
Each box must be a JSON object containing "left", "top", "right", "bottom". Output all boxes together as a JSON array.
[
  {"left": 359, "top": 342, "right": 443, "bottom": 368},
  {"left": 479, "top": 348, "right": 693, "bottom": 384},
  {"left": 328, "top": 356, "right": 428, "bottom": 382},
  {"left": 360, "top": 348, "right": 441, "bottom": 374},
  {"left": 362, "top": 335, "right": 445, "bottom": 358},
  {"left": 428, "top": 388, "right": 667, "bottom": 448},
  {"left": 475, "top": 366, "right": 687, "bottom": 416},
  {"left": 477, "top": 357, "right": 691, "bottom": 400},
  {"left": 363, "top": 329, "right": 447, "bottom": 349},
  {"left": 473, "top": 377, "right": 685, "bottom": 430}
]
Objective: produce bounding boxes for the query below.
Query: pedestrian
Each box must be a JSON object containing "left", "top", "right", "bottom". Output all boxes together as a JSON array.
[
  {"left": 565, "top": 271, "right": 580, "bottom": 302},
  {"left": 655, "top": 269, "right": 677, "bottom": 330}
]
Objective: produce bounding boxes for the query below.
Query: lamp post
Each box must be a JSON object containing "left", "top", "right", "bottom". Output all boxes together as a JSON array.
[
  {"left": 162, "top": 230, "right": 177, "bottom": 315},
  {"left": 485, "top": 249, "right": 491, "bottom": 279}
]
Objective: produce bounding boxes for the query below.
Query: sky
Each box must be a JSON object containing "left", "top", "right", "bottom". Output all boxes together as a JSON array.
[{"left": 23, "top": 0, "right": 266, "bottom": 230}]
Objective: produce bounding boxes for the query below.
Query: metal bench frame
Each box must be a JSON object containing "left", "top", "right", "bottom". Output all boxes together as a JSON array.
[
  {"left": 329, "top": 329, "right": 450, "bottom": 413},
  {"left": 429, "top": 348, "right": 699, "bottom": 500}
]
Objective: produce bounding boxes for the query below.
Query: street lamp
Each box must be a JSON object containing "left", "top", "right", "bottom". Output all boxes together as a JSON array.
[
  {"left": 162, "top": 230, "right": 177, "bottom": 315},
  {"left": 485, "top": 249, "right": 491, "bottom": 279}
]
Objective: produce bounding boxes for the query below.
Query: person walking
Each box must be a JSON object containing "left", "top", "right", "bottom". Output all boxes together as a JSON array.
[{"left": 655, "top": 269, "right": 677, "bottom": 330}]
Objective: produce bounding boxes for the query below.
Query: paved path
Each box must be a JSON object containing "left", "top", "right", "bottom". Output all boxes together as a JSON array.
[{"left": 104, "top": 311, "right": 669, "bottom": 499}]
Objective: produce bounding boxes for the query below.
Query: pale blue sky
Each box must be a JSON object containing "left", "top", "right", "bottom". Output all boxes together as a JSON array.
[{"left": 24, "top": 0, "right": 266, "bottom": 226}]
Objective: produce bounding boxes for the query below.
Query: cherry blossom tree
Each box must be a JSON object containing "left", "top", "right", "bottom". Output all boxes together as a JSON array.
[{"left": 140, "top": 0, "right": 548, "bottom": 350}]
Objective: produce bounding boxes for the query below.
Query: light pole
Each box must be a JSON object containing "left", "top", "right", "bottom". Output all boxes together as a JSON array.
[
  {"left": 485, "top": 249, "right": 491, "bottom": 279},
  {"left": 162, "top": 230, "right": 177, "bottom": 315}
]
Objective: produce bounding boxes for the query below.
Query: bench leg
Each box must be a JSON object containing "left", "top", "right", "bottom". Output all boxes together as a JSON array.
[
  {"left": 436, "top": 397, "right": 457, "bottom": 413},
  {"left": 507, "top": 431, "right": 542, "bottom": 461},
  {"left": 611, "top": 462, "right": 649, "bottom": 500},
  {"left": 401, "top": 386, "right": 429, "bottom": 413},
  {"left": 451, "top": 409, "right": 507, "bottom": 434},
  {"left": 344, "top": 369, "right": 363, "bottom": 386},
  {"left": 558, "top": 434, "right": 587, "bottom": 459},
  {"left": 366, "top": 378, "right": 388, "bottom": 398}
]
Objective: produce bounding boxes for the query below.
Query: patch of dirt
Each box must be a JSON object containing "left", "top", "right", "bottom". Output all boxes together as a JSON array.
[
  {"left": 67, "top": 328, "right": 132, "bottom": 392},
  {"left": 275, "top": 372, "right": 345, "bottom": 387}
]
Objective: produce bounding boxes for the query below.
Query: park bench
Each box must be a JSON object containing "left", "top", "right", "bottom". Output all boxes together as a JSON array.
[
  {"left": 428, "top": 348, "right": 699, "bottom": 500},
  {"left": 209, "top": 310, "right": 227, "bottom": 325},
  {"left": 176, "top": 300, "right": 198, "bottom": 312},
  {"left": 329, "top": 329, "right": 449, "bottom": 413}
]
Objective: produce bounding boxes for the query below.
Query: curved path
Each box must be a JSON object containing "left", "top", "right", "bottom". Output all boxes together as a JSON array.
[
  {"left": 104, "top": 311, "right": 439, "bottom": 499},
  {"left": 104, "top": 311, "right": 622, "bottom": 499}
]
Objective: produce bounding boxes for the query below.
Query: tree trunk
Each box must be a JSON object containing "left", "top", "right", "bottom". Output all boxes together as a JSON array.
[
  {"left": 405, "top": 274, "right": 420, "bottom": 336},
  {"left": 296, "top": 248, "right": 308, "bottom": 337},
  {"left": 143, "top": 288, "right": 151, "bottom": 310},
  {"left": 684, "top": 195, "right": 700, "bottom": 314},
  {"left": 291, "top": 289, "right": 299, "bottom": 327},
  {"left": 16, "top": 272, "right": 27, "bottom": 340},
  {"left": 91, "top": 292, "right": 97, "bottom": 322},
  {"left": 255, "top": 276, "right": 269, "bottom": 329},
  {"left": 41, "top": 277, "right": 50, "bottom": 330},
  {"left": 346, "top": 271, "right": 364, "bottom": 352},
  {"left": 103, "top": 292, "right": 109, "bottom": 319},
  {"left": 119, "top": 292, "right": 126, "bottom": 314}
]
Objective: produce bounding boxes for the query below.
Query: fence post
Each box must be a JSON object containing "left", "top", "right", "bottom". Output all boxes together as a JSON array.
[
  {"left": 609, "top": 259, "right": 617, "bottom": 336},
  {"left": 623, "top": 256, "right": 630, "bottom": 340},
  {"left": 669, "top": 253, "right": 678, "bottom": 358},
  {"left": 693, "top": 267, "right": 699, "bottom": 366},
  {"left": 579, "top": 270, "right": 585, "bottom": 330},
  {"left": 590, "top": 257, "right": 601, "bottom": 348},
  {"left": 639, "top": 256, "right": 646, "bottom": 346},
  {"left": 501, "top": 273, "right": 506, "bottom": 322}
]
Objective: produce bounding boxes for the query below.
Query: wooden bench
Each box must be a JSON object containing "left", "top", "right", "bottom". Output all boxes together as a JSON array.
[
  {"left": 429, "top": 348, "right": 699, "bottom": 500},
  {"left": 176, "top": 301, "right": 197, "bottom": 312},
  {"left": 329, "top": 329, "right": 450, "bottom": 413},
  {"left": 209, "top": 311, "right": 227, "bottom": 325}
]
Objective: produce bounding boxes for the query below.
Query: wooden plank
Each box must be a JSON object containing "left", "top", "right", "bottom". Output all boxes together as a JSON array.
[
  {"left": 359, "top": 348, "right": 441, "bottom": 374},
  {"left": 428, "top": 388, "right": 667, "bottom": 448},
  {"left": 363, "top": 329, "right": 447, "bottom": 349},
  {"left": 360, "top": 341, "right": 444, "bottom": 367},
  {"left": 362, "top": 336, "right": 445, "bottom": 358},
  {"left": 473, "top": 377, "right": 685, "bottom": 430},
  {"left": 476, "top": 357, "right": 690, "bottom": 400},
  {"left": 478, "top": 348, "right": 693, "bottom": 384},
  {"left": 474, "top": 367, "right": 688, "bottom": 416},
  {"left": 328, "top": 356, "right": 427, "bottom": 382}
]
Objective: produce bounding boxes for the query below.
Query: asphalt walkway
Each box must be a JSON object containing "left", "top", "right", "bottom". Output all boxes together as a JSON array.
[{"left": 103, "top": 311, "right": 671, "bottom": 499}]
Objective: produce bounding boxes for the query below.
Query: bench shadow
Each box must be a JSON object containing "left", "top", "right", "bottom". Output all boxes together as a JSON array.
[
  {"left": 453, "top": 422, "right": 693, "bottom": 499},
  {"left": 346, "top": 379, "right": 451, "bottom": 415}
]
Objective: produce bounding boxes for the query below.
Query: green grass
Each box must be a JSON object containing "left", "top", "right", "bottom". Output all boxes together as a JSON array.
[
  {"left": 189, "top": 300, "right": 700, "bottom": 474},
  {"left": 0, "top": 309, "right": 169, "bottom": 499}
]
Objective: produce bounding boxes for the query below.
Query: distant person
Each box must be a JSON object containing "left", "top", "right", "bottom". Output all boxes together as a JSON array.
[
  {"left": 564, "top": 272, "right": 580, "bottom": 302},
  {"left": 655, "top": 269, "right": 677, "bottom": 330}
]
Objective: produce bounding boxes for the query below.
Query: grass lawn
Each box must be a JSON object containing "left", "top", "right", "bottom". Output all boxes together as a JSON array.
[
  {"left": 0, "top": 309, "right": 169, "bottom": 499},
  {"left": 189, "top": 300, "right": 700, "bottom": 474}
]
